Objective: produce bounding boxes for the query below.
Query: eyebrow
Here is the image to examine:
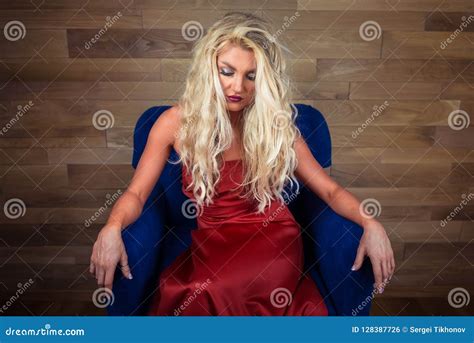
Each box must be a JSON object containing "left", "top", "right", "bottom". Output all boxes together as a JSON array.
[{"left": 220, "top": 61, "right": 256, "bottom": 73}]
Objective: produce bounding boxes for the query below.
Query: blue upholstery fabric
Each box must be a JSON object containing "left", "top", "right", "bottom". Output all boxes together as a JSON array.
[{"left": 107, "top": 104, "right": 375, "bottom": 316}]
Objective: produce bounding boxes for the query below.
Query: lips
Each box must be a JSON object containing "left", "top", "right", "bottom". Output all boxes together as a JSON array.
[{"left": 227, "top": 95, "right": 242, "bottom": 102}]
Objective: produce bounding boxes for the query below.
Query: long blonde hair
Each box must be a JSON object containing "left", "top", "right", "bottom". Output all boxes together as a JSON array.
[{"left": 172, "top": 11, "right": 301, "bottom": 214}]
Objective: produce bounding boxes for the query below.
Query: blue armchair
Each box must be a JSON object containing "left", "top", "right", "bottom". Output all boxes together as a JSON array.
[{"left": 107, "top": 104, "right": 375, "bottom": 316}]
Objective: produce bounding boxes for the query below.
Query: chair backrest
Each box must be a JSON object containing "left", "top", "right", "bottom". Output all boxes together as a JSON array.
[
  {"left": 131, "top": 104, "right": 332, "bottom": 273},
  {"left": 118, "top": 103, "right": 338, "bottom": 314}
]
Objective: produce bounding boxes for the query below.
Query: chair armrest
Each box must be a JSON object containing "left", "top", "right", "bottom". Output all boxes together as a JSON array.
[
  {"left": 107, "top": 183, "right": 167, "bottom": 316},
  {"left": 296, "top": 189, "right": 375, "bottom": 316}
]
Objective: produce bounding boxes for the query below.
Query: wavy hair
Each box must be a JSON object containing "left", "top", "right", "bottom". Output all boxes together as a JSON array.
[{"left": 171, "top": 11, "right": 302, "bottom": 214}]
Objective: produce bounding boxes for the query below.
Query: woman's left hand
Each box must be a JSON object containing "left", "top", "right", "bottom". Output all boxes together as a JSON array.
[{"left": 352, "top": 219, "right": 395, "bottom": 293}]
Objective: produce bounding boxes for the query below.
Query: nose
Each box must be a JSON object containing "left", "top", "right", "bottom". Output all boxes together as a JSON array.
[{"left": 232, "top": 75, "right": 244, "bottom": 93}]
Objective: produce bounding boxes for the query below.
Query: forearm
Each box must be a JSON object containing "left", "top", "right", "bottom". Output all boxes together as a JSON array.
[
  {"left": 326, "top": 186, "right": 375, "bottom": 229},
  {"left": 105, "top": 190, "right": 144, "bottom": 231}
]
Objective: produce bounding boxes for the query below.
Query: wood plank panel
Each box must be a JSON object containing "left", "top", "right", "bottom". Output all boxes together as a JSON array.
[
  {"left": 0, "top": 9, "right": 142, "bottom": 29},
  {"left": 382, "top": 31, "right": 474, "bottom": 59},
  {"left": 0, "top": 30, "right": 68, "bottom": 58},
  {"left": 263, "top": 10, "right": 425, "bottom": 31},
  {"left": 67, "top": 29, "right": 195, "bottom": 58},
  {"left": 298, "top": 0, "right": 474, "bottom": 12}
]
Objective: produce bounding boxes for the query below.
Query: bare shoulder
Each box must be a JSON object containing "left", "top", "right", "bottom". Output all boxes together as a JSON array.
[
  {"left": 157, "top": 103, "right": 182, "bottom": 129},
  {"left": 149, "top": 103, "right": 182, "bottom": 145}
]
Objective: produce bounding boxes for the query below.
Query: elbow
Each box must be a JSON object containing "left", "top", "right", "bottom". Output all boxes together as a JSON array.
[
  {"left": 124, "top": 189, "right": 145, "bottom": 216},
  {"left": 326, "top": 184, "right": 342, "bottom": 205}
]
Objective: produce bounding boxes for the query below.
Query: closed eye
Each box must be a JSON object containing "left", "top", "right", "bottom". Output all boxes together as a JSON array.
[{"left": 220, "top": 68, "right": 255, "bottom": 81}]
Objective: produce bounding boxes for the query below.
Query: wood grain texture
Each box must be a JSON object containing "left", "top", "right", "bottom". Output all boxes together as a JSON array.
[{"left": 0, "top": 1, "right": 472, "bottom": 316}]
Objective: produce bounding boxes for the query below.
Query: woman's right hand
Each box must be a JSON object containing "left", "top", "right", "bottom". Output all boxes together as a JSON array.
[{"left": 89, "top": 225, "right": 132, "bottom": 290}]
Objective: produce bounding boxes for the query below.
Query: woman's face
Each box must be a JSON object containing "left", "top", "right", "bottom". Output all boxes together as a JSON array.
[{"left": 217, "top": 44, "right": 256, "bottom": 114}]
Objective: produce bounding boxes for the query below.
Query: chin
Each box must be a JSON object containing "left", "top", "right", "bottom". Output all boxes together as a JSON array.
[{"left": 226, "top": 103, "right": 245, "bottom": 112}]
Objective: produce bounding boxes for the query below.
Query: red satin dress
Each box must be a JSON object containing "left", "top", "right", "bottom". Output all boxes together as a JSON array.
[{"left": 147, "top": 159, "right": 328, "bottom": 316}]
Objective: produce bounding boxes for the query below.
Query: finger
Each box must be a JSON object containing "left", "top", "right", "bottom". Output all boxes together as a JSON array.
[
  {"left": 90, "top": 261, "right": 95, "bottom": 274},
  {"left": 120, "top": 252, "right": 133, "bottom": 279},
  {"left": 372, "top": 261, "right": 383, "bottom": 292},
  {"left": 351, "top": 246, "right": 366, "bottom": 271},
  {"left": 382, "top": 259, "right": 390, "bottom": 286},
  {"left": 104, "top": 266, "right": 115, "bottom": 291},
  {"left": 97, "top": 267, "right": 105, "bottom": 286},
  {"left": 390, "top": 255, "right": 396, "bottom": 278}
]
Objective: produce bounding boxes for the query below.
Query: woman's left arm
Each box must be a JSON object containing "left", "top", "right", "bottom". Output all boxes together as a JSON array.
[{"left": 293, "top": 136, "right": 395, "bottom": 293}]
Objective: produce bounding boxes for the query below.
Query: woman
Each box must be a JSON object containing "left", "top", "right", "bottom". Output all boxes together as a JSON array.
[{"left": 90, "top": 12, "right": 395, "bottom": 316}]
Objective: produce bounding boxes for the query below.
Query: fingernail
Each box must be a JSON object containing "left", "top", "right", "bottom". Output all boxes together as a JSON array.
[
  {"left": 380, "top": 287, "right": 384, "bottom": 293},
  {"left": 351, "top": 265, "right": 356, "bottom": 271},
  {"left": 128, "top": 273, "right": 133, "bottom": 280}
]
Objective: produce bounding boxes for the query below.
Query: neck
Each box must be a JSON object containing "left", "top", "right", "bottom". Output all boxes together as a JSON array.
[{"left": 228, "top": 110, "right": 242, "bottom": 128}]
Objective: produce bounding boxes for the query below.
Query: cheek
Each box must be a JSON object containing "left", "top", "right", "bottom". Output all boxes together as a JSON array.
[
  {"left": 218, "top": 75, "right": 230, "bottom": 89},
  {"left": 245, "top": 84, "right": 255, "bottom": 100}
]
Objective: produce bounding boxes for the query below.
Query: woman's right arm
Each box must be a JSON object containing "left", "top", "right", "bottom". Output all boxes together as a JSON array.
[{"left": 89, "top": 106, "right": 181, "bottom": 291}]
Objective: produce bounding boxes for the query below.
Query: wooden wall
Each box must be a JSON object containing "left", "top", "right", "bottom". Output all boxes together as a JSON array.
[{"left": 0, "top": 0, "right": 472, "bottom": 316}]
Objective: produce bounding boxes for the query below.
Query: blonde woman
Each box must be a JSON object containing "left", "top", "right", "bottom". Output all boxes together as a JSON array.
[{"left": 90, "top": 12, "right": 395, "bottom": 316}]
